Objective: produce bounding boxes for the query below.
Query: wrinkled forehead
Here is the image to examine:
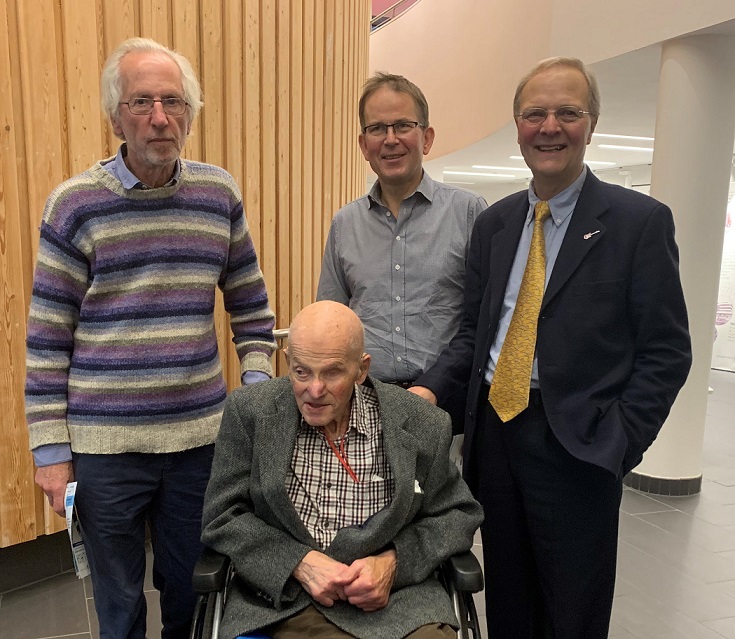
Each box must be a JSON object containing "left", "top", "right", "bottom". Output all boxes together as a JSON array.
[
  {"left": 519, "top": 66, "right": 590, "bottom": 108},
  {"left": 119, "top": 51, "right": 183, "bottom": 95}
]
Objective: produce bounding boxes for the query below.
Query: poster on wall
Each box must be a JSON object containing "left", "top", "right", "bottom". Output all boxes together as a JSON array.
[{"left": 712, "top": 199, "right": 735, "bottom": 372}]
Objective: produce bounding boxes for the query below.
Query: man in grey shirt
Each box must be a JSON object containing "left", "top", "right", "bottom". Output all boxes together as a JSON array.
[{"left": 317, "top": 73, "right": 486, "bottom": 422}]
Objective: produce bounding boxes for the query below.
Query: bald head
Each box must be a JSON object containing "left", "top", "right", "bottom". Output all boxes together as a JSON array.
[{"left": 289, "top": 301, "right": 365, "bottom": 363}]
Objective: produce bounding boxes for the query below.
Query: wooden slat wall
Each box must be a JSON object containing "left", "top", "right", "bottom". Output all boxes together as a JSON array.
[{"left": 0, "top": 0, "right": 369, "bottom": 548}]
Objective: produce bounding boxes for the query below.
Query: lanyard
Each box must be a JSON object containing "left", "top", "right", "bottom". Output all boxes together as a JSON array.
[{"left": 325, "top": 435, "right": 360, "bottom": 484}]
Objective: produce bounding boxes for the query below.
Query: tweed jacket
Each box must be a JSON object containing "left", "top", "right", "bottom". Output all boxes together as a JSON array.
[{"left": 201, "top": 376, "right": 483, "bottom": 639}]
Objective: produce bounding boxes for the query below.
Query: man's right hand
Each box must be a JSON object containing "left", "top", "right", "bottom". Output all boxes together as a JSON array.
[
  {"left": 35, "top": 462, "right": 74, "bottom": 516},
  {"left": 292, "top": 550, "right": 358, "bottom": 607},
  {"left": 408, "top": 385, "right": 437, "bottom": 405}
]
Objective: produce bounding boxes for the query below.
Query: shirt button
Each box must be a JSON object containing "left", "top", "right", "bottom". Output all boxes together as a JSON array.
[
  {"left": 385, "top": 212, "right": 391, "bottom": 217},
  {"left": 556, "top": 218, "right": 562, "bottom": 223},
  {"left": 396, "top": 327, "right": 401, "bottom": 332},
  {"left": 396, "top": 295, "right": 401, "bottom": 301},
  {"left": 396, "top": 356, "right": 402, "bottom": 362},
  {"left": 323, "top": 519, "right": 330, "bottom": 528},
  {"left": 395, "top": 264, "right": 400, "bottom": 270},
  {"left": 396, "top": 236, "right": 401, "bottom": 241},
  {"left": 326, "top": 482, "right": 332, "bottom": 489}
]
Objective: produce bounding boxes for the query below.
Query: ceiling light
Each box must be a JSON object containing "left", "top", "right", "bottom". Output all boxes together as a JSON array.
[
  {"left": 593, "top": 133, "right": 655, "bottom": 141},
  {"left": 509, "top": 155, "right": 616, "bottom": 166},
  {"left": 597, "top": 144, "right": 654, "bottom": 152},
  {"left": 444, "top": 171, "right": 517, "bottom": 178},
  {"left": 472, "top": 164, "right": 532, "bottom": 172}
]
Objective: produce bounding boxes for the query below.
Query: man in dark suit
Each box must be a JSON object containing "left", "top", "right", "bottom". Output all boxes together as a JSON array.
[
  {"left": 410, "top": 57, "right": 692, "bottom": 638},
  {"left": 201, "top": 301, "right": 483, "bottom": 639}
]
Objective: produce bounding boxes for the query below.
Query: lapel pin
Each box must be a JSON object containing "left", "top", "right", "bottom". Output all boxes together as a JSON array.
[{"left": 583, "top": 230, "right": 601, "bottom": 240}]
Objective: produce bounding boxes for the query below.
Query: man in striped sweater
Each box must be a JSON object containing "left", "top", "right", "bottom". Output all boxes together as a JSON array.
[{"left": 25, "top": 38, "right": 276, "bottom": 639}]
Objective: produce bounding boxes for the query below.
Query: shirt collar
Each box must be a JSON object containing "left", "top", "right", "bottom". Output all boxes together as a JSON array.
[
  {"left": 366, "top": 170, "right": 433, "bottom": 209},
  {"left": 526, "top": 165, "right": 587, "bottom": 227},
  {"left": 111, "top": 144, "right": 181, "bottom": 190}
]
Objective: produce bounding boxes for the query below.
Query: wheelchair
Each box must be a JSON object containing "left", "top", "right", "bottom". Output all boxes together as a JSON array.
[{"left": 190, "top": 547, "right": 484, "bottom": 639}]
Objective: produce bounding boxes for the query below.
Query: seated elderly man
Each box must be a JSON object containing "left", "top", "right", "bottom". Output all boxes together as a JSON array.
[{"left": 201, "top": 300, "right": 483, "bottom": 639}]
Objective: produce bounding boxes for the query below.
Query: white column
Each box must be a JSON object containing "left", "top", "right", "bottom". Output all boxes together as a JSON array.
[{"left": 637, "top": 35, "right": 735, "bottom": 486}]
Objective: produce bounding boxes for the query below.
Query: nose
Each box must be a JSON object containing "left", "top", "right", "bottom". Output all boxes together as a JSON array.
[
  {"left": 307, "top": 378, "right": 326, "bottom": 397},
  {"left": 539, "top": 112, "right": 561, "bottom": 134},
  {"left": 150, "top": 101, "right": 169, "bottom": 127},
  {"left": 383, "top": 125, "right": 399, "bottom": 143}
]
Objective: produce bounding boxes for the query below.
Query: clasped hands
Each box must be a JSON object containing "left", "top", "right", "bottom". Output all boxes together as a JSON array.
[{"left": 293, "top": 548, "right": 397, "bottom": 612}]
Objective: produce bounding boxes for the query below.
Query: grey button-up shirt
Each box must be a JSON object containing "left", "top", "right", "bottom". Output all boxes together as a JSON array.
[{"left": 317, "top": 172, "right": 487, "bottom": 381}]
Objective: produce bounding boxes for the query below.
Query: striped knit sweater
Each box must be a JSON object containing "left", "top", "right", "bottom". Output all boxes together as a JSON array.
[{"left": 25, "top": 159, "right": 276, "bottom": 454}]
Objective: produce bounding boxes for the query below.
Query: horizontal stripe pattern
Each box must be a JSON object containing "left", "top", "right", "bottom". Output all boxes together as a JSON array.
[{"left": 26, "top": 159, "right": 276, "bottom": 453}]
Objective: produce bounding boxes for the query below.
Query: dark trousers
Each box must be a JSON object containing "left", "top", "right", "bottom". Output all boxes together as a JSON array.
[
  {"left": 468, "top": 391, "right": 622, "bottom": 639},
  {"left": 73, "top": 446, "right": 214, "bottom": 639}
]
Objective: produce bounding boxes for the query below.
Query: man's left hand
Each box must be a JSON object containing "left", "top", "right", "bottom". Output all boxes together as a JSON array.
[{"left": 341, "top": 548, "right": 397, "bottom": 612}]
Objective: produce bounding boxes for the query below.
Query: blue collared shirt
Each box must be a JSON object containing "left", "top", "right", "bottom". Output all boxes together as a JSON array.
[
  {"left": 101, "top": 144, "right": 181, "bottom": 189},
  {"left": 485, "top": 166, "right": 588, "bottom": 387}
]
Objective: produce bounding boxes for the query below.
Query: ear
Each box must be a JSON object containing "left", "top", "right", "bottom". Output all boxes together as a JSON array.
[
  {"left": 358, "top": 133, "right": 370, "bottom": 160},
  {"left": 422, "top": 125, "right": 435, "bottom": 155},
  {"left": 111, "top": 114, "right": 125, "bottom": 140},
  {"left": 586, "top": 117, "right": 598, "bottom": 145},
  {"left": 283, "top": 347, "right": 290, "bottom": 366},
  {"left": 357, "top": 352, "right": 371, "bottom": 383}
]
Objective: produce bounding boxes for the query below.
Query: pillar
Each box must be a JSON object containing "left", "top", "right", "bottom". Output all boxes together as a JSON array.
[{"left": 626, "top": 35, "right": 735, "bottom": 495}]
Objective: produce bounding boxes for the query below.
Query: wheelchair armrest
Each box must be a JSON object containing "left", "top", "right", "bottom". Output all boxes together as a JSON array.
[
  {"left": 445, "top": 550, "right": 484, "bottom": 593},
  {"left": 192, "top": 547, "right": 231, "bottom": 594}
]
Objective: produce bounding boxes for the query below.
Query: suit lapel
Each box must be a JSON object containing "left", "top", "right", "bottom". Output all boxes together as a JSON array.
[
  {"left": 257, "top": 384, "right": 314, "bottom": 545},
  {"left": 488, "top": 194, "right": 529, "bottom": 324},
  {"left": 542, "top": 172, "right": 609, "bottom": 310},
  {"left": 378, "top": 391, "right": 418, "bottom": 518}
]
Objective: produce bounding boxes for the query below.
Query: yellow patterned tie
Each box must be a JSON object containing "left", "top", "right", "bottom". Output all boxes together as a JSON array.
[{"left": 489, "top": 200, "right": 551, "bottom": 422}]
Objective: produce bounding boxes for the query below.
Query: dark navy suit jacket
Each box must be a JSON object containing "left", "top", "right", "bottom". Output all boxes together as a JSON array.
[{"left": 417, "top": 171, "right": 692, "bottom": 478}]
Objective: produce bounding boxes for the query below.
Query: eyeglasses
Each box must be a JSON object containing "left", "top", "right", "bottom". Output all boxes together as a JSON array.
[
  {"left": 516, "top": 106, "right": 591, "bottom": 125},
  {"left": 362, "top": 121, "right": 423, "bottom": 138},
  {"left": 119, "top": 97, "right": 189, "bottom": 116}
]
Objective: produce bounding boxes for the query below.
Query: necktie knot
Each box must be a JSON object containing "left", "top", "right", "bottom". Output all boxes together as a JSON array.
[{"left": 535, "top": 200, "right": 551, "bottom": 223}]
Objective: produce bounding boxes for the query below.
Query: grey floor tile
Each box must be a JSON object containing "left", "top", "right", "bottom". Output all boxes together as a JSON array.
[
  {"left": 613, "top": 576, "right": 642, "bottom": 598},
  {"left": 714, "top": 579, "right": 735, "bottom": 601},
  {"left": 618, "top": 511, "right": 667, "bottom": 538},
  {"left": 608, "top": 620, "right": 641, "bottom": 638},
  {"left": 699, "top": 480, "right": 735, "bottom": 505},
  {"left": 612, "top": 592, "right": 728, "bottom": 638},
  {"left": 623, "top": 527, "right": 735, "bottom": 584},
  {"left": 620, "top": 488, "right": 675, "bottom": 515},
  {"left": 0, "top": 572, "right": 89, "bottom": 639},
  {"left": 703, "top": 616, "right": 735, "bottom": 639},
  {"left": 635, "top": 509, "right": 735, "bottom": 553},
  {"left": 616, "top": 541, "right": 735, "bottom": 622}
]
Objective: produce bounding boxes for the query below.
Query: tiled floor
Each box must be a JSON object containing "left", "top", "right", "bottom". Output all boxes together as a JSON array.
[{"left": 1, "top": 369, "right": 734, "bottom": 639}]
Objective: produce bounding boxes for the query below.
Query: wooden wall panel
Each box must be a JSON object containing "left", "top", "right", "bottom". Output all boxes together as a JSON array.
[
  {"left": 0, "top": 0, "right": 369, "bottom": 547},
  {"left": 0, "top": 0, "right": 36, "bottom": 547}
]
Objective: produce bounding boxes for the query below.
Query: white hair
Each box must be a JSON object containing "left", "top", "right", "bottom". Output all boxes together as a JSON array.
[{"left": 100, "top": 37, "right": 203, "bottom": 121}]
